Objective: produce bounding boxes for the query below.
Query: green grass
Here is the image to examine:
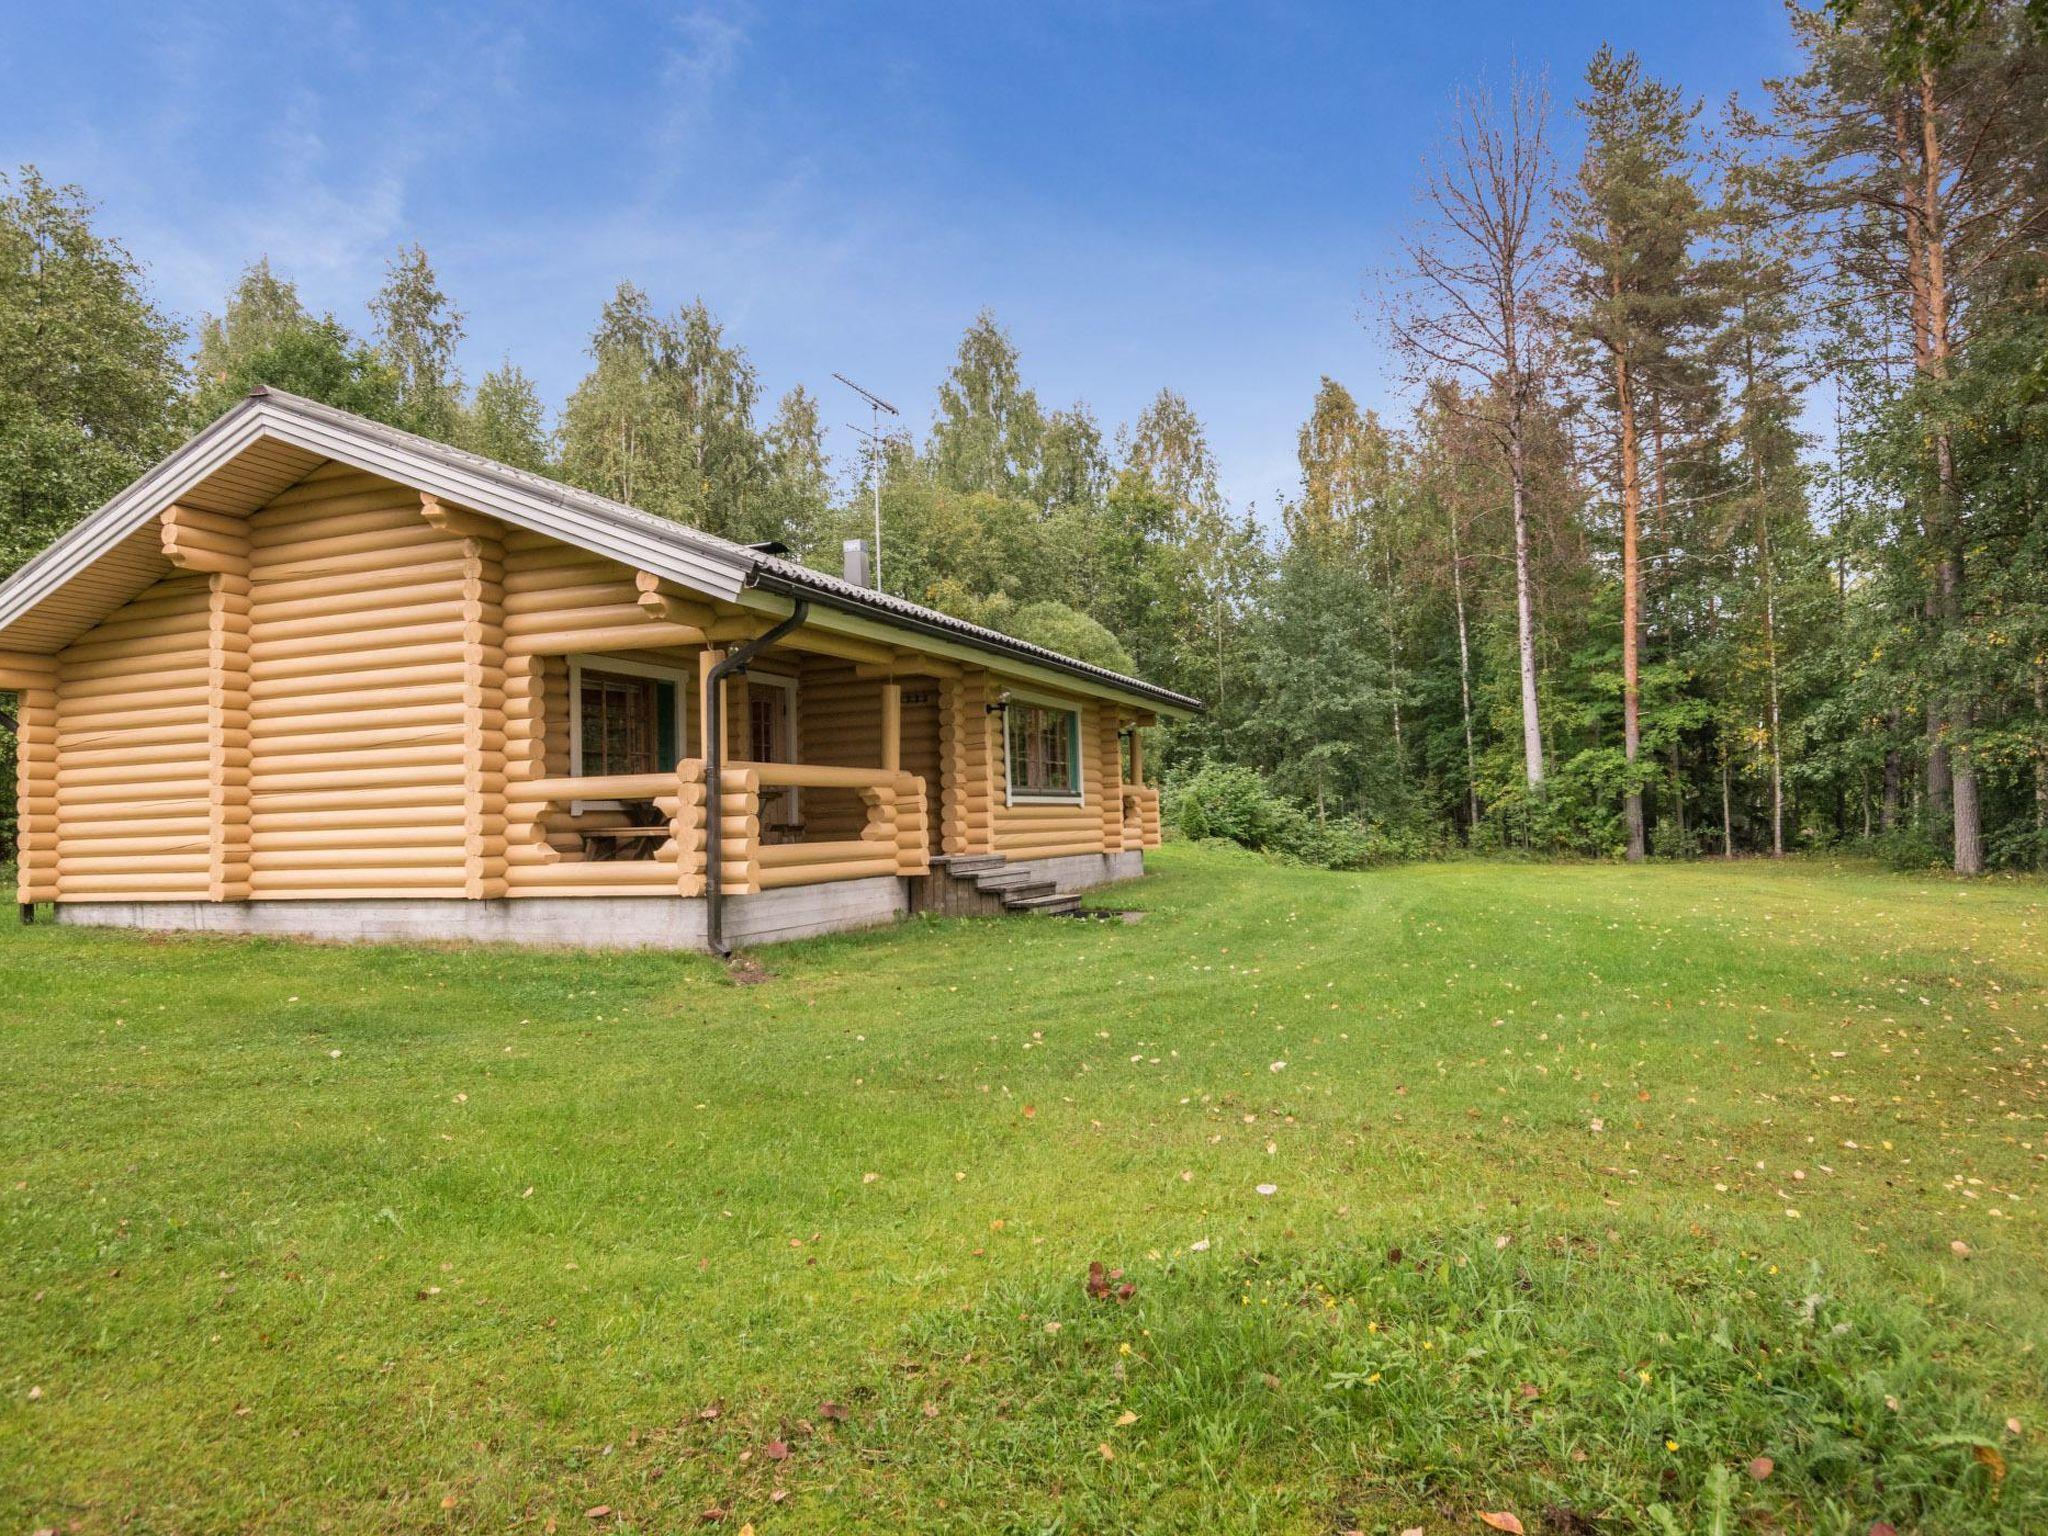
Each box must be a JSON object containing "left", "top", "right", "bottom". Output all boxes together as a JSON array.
[{"left": 4, "top": 844, "right": 2045, "bottom": 1534}]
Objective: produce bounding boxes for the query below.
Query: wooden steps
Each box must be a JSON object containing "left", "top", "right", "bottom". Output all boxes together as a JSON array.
[{"left": 918, "top": 855, "right": 1083, "bottom": 918}]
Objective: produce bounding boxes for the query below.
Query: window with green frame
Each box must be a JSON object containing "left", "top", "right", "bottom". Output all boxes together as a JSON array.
[
  {"left": 1006, "top": 701, "right": 1082, "bottom": 802},
  {"left": 576, "top": 665, "right": 681, "bottom": 776}
]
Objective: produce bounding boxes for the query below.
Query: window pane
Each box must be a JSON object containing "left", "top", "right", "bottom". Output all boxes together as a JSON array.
[
  {"left": 1008, "top": 703, "right": 1078, "bottom": 796},
  {"left": 580, "top": 672, "right": 661, "bottom": 776}
]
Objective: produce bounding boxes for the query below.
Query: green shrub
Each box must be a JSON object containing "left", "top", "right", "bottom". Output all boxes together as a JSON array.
[{"left": 1164, "top": 760, "right": 1429, "bottom": 869}]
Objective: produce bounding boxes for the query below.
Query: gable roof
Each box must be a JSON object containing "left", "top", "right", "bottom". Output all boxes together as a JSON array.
[{"left": 0, "top": 388, "right": 1200, "bottom": 715}]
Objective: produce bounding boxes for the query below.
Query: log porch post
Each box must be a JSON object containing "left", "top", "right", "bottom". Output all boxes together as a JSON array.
[{"left": 880, "top": 681, "right": 901, "bottom": 773}]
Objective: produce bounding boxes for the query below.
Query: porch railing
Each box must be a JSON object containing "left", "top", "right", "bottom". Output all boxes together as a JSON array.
[
  {"left": 505, "top": 761, "right": 708, "bottom": 897},
  {"left": 504, "top": 758, "right": 927, "bottom": 898},
  {"left": 726, "top": 762, "right": 929, "bottom": 893}
]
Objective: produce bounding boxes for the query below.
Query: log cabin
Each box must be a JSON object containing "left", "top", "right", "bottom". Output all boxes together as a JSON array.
[{"left": 0, "top": 388, "right": 1194, "bottom": 951}]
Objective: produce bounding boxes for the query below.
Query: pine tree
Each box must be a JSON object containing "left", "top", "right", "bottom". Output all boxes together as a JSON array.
[
  {"left": 1559, "top": 47, "right": 1716, "bottom": 859},
  {"left": 1772, "top": 0, "right": 2047, "bottom": 871}
]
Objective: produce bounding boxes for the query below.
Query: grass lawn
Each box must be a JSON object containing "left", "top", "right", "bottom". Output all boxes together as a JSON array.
[{"left": 4, "top": 843, "right": 2045, "bottom": 1534}]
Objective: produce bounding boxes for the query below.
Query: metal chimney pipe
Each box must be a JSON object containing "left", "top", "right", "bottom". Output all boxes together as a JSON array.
[{"left": 841, "top": 538, "right": 871, "bottom": 588}]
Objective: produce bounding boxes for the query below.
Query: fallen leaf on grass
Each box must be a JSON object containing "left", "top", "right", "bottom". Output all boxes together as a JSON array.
[
  {"left": 1868, "top": 1524, "right": 1898, "bottom": 1536},
  {"left": 816, "top": 1400, "right": 847, "bottom": 1421},
  {"left": 1479, "top": 1514, "right": 1526, "bottom": 1535},
  {"left": 1116, "top": 1410, "right": 1138, "bottom": 1426},
  {"left": 2008, "top": 1417, "right": 2024, "bottom": 1436},
  {"left": 1748, "top": 1456, "right": 1774, "bottom": 1480},
  {"left": 1097, "top": 1442, "right": 1115, "bottom": 1461},
  {"left": 584, "top": 1508, "right": 611, "bottom": 1521},
  {"left": 1974, "top": 1444, "right": 2008, "bottom": 1481},
  {"left": 763, "top": 1439, "right": 789, "bottom": 1461}
]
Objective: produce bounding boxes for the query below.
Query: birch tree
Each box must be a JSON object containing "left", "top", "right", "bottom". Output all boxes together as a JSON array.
[{"left": 1391, "top": 69, "right": 1559, "bottom": 790}]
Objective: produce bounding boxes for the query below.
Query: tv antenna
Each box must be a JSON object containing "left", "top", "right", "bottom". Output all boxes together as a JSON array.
[{"left": 833, "top": 372, "right": 899, "bottom": 591}]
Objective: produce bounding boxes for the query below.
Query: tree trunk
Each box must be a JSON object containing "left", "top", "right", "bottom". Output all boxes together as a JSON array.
[
  {"left": 1882, "top": 712, "right": 1901, "bottom": 833},
  {"left": 1669, "top": 737, "right": 1685, "bottom": 851},
  {"left": 1615, "top": 349, "right": 1645, "bottom": 862},
  {"left": 1760, "top": 502, "right": 1785, "bottom": 857},
  {"left": 1509, "top": 408, "right": 1545, "bottom": 790},
  {"left": 1450, "top": 511, "right": 1480, "bottom": 833},
  {"left": 1721, "top": 751, "right": 1734, "bottom": 858},
  {"left": 1384, "top": 548, "right": 1404, "bottom": 786},
  {"left": 1909, "top": 66, "right": 1981, "bottom": 875},
  {"left": 1735, "top": 302, "right": 1787, "bottom": 859},
  {"left": 2034, "top": 667, "right": 2047, "bottom": 867}
]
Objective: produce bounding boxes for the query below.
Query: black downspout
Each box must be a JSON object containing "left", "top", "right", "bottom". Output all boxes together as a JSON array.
[{"left": 705, "top": 599, "right": 809, "bottom": 956}]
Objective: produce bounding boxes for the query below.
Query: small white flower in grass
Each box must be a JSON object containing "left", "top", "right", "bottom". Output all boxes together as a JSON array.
[
  {"left": 862, "top": 1172, "right": 879, "bottom": 1185},
  {"left": 1256, "top": 1183, "right": 1278, "bottom": 1197},
  {"left": 329, "top": 1049, "right": 342, "bottom": 1059},
  {"left": 1269, "top": 1060, "right": 1286, "bottom": 1073},
  {"left": 1190, "top": 1238, "right": 1211, "bottom": 1252}
]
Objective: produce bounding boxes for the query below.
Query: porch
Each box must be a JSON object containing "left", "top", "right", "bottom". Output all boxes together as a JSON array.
[{"left": 491, "top": 629, "right": 1161, "bottom": 905}]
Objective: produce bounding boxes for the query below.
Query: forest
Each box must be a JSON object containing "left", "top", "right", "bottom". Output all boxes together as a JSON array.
[{"left": 3, "top": 0, "right": 2044, "bottom": 873}]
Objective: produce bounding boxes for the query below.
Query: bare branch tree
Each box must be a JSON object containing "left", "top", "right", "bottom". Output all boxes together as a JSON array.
[{"left": 1386, "top": 66, "right": 1560, "bottom": 790}]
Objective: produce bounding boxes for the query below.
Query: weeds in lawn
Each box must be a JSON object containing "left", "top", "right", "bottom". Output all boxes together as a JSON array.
[{"left": 881, "top": 1225, "right": 2040, "bottom": 1533}]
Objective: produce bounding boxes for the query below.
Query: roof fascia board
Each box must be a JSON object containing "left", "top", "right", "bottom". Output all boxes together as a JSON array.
[
  {"left": 0, "top": 404, "right": 273, "bottom": 634},
  {"left": 0, "top": 400, "right": 755, "bottom": 640},
  {"left": 238, "top": 407, "right": 751, "bottom": 600}
]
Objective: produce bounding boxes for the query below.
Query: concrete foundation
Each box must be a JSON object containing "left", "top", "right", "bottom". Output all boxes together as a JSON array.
[
  {"left": 1023, "top": 849, "right": 1146, "bottom": 890},
  {"left": 52, "top": 852, "right": 1145, "bottom": 951},
  {"left": 53, "top": 877, "right": 908, "bottom": 952}
]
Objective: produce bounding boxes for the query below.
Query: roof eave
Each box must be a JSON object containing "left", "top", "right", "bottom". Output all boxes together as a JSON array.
[{"left": 746, "top": 566, "right": 1203, "bottom": 718}]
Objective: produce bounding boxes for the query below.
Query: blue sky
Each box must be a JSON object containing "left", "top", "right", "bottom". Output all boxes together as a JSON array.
[{"left": 4, "top": 0, "right": 1805, "bottom": 513}]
